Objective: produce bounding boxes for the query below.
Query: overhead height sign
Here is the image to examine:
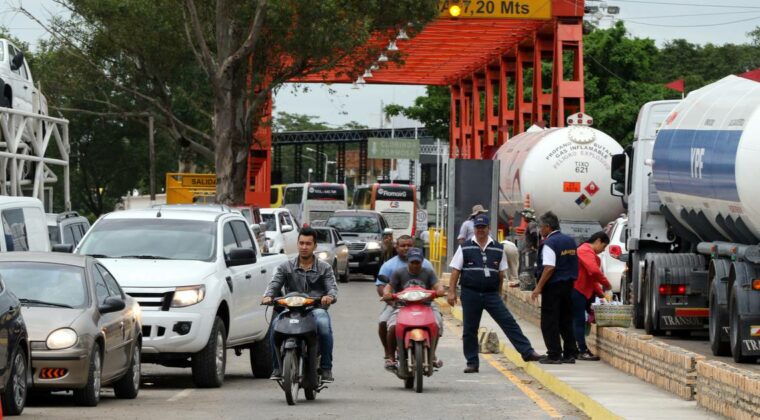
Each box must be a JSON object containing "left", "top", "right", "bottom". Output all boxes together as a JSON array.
[{"left": 439, "top": 0, "right": 552, "bottom": 20}]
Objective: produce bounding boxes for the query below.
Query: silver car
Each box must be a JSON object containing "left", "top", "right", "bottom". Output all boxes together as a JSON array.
[
  {"left": 313, "top": 227, "right": 350, "bottom": 283},
  {"left": 0, "top": 252, "right": 142, "bottom": 407}
]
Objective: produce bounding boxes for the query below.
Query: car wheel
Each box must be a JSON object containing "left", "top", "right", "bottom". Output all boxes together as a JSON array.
[
  {"left": 249, "top": 329, "right": 273, "bottom": 378},
  {"left": 192, "top": 316, "right": 227, "bottom": 388},
  {"left": 73, "top": 343, "right": 102, "bottom": 407},
  {"left": 1, "top": 347, "right": 27, "bottom": 415},
  {"left": 339, "top": 264, "right": 350, "bottom": 283},
  {"left": 113, "top": 342, "right": 141, "bottom": 399}
]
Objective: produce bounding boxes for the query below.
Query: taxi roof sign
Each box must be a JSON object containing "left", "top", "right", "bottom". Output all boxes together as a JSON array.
[{"left": 439, "top": 0, "right": 552, "bottom": 20}]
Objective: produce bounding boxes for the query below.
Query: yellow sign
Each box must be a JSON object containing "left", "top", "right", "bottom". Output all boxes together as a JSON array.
[
  {"left": 166, "top": 173, "right": 217, "bottom": 204},
  {"left": 439, "top": 0, "right": 552, "bottom": 20},
  {"left": 179, "top": 174, "right": 216, "bottom": 188}
]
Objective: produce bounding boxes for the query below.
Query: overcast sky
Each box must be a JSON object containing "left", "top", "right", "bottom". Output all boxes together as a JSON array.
[{"left": 3, "top": 0, "right": 760, "bottom": 128}]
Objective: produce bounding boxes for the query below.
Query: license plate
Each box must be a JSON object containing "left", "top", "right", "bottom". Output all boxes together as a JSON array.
[{"left": 349, "top": 262, "right": 360, "bottom": 268}]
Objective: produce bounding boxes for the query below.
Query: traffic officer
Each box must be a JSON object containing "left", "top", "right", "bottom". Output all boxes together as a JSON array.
[
  {"left": 448, "top": 214, "right": 541, "bottom": 373},
  {"left": 531, "top": 211, "right": 579, "bottom": 364}
]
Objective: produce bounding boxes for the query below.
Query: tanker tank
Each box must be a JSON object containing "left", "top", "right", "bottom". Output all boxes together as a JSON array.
[
  {"left": 493, "top": 114, "right": 624, "bottom": 228},
  {"left": 652, "top": 74, "right": 760, "bottom": 244}
]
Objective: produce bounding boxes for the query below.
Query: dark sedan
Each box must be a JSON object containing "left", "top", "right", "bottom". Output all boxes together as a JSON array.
[{"left": 0, "top": 276, "right": 29, "bottom": 416}]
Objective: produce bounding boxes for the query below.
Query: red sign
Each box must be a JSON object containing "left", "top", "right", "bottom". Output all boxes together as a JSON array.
[
  {"left": 585, "top": 181, "right": 599, "bottom": 196},
  {"left": 563, "top": 182, "right": 581, "bottom": 193}
]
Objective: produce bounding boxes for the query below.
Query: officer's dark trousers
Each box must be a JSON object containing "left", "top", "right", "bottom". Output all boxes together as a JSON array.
[
  {"left": 461, "top": 288, "right": 534, "bottom": 368},
  {"left": 540, "top": 280, "right": 578, "bottom": 360}
]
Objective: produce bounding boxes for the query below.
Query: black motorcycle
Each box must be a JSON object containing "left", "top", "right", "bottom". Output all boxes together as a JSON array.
[{"left": 271, "top": 292, "right": 326, "bottom": 405}]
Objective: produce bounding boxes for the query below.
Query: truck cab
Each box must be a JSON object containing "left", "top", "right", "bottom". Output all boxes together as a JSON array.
[{"left": 0, "top": 38, "right": 47, "bottom": 114}]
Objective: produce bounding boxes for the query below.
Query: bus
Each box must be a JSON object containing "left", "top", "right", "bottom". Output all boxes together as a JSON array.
[
  {"left": 283, "top": 182, "right": 348, "bottom": 227},
  {"left": 352, "top": 182, "right": 417, "bottom": 238}
]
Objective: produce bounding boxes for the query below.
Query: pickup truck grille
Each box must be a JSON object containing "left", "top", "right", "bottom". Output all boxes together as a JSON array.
[
  {"left": 125, "top": 288, "right": 175, "bottom": 311},
  {"left": 347, "top": 242, "right": 366, "bottom": 251},
  {"left": 381, "top": 211, "right": 411, "bottom": 230}
]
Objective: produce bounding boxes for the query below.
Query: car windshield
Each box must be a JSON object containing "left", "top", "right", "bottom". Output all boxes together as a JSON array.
[
  {"left": 0, "top": 262, "right": 87, "bottom": 308},
  {"left": 78, "top": 218, "right": 216, "bottom": 261},
  {"left": 314, "top": 229, "right": 331, "bottom": 244},
  {"left": 327, "top": 216, "right": 380, "bottom": 233},
  {"left": 48, "top": 225, "right": 61, "bottom": 245},
  {"left": 261, "top": 214, "right": 277, "bottom": 232}
]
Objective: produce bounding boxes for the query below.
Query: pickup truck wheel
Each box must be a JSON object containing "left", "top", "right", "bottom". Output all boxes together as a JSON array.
[
  {"left": 113, "top": 342, "right": 141, "bottom": 399},
  {"left": 339, "top": 265, "right": 349, "bottom": 283},
  {"left": 250, "top": 329, "right": 273, "bottom": 378},
  {"left": 192, "top": 317, "right": 227, "bottom": 388}
]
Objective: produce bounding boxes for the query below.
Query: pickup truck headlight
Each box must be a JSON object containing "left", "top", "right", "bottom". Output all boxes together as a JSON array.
[
  {"left": 46, "top": 328, "right": 78, "bottom": 350},
  {"left": 317, "top": 251, "right": 329, "bottom": 260},
  {"left": 367, "top": 241, "right": 381, "bottom": 251},
  {"left": 172, "top": 285, "right": 206, "bottom": 308}
]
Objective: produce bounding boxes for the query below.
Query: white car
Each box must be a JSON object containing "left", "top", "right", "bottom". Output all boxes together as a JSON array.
[
  {"left": 600, "top": 215, "right": 628, "bottom": 294},
  {"left": 0, "top": 38, "right": 47, "bottom": 114},
  {"left": 260, "top": 208, "right": 299, "bottom": 256},
  {"left": 75, "top": 206, "right": 288, "bottom": 387}
]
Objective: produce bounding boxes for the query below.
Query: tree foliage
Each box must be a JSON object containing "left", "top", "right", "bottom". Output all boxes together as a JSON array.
[{"left": 384, "top": 85, "right": 449, "bottom": 140}]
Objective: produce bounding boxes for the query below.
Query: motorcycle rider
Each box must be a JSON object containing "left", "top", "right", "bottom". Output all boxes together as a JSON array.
[
  {"left": 262, "top": 227, "right": 338, "bottom": 382},
  {"left": 376, "top": 235, "right": 435, "bottom": 363},
  {"left": 382, "top": 248, "right": 445, "bottom": 369}
]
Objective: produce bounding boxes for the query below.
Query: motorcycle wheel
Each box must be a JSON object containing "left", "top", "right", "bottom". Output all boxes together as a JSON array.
[
  {"left": 282, "top": 349, "right": 300, "bottom": 405},
  {"left": 414, "top": 341, "right": 424, "bottom": 393}
]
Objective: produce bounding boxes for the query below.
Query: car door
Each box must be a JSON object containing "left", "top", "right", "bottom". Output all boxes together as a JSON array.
[
  {"left": 333, "top": 230, "right": 348, "bottom": 274},
  {"left": 0, "top": 280, "right": 13, "bottom": 382},
  {"left": 221, "top": 221, "right": 251, "bottom": 342},
  {"left": 97, "top": 264, "right": 132, "bottom": 377},
  {"left": 281, "top": 211, "right": 299, "bottom": 255},
  {"left": 4, "top": 43, "right": 31, "bottom": 111},
  {"left": 91, "top": 265, "right": 126, "bottom": 380},
  {"left": 229, "top": 220, "right": 263, "bottom": 340}
]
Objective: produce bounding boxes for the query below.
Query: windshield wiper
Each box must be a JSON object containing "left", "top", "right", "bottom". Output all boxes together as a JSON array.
[
  {"left": 19, "top": 298, "right": 74, "bottom": 309},
  {"left": 118, "top": 255, "right": 172, "bottom": 260},
  {"left": 86, "top": 254, "right": 112, "bottom": 258}
]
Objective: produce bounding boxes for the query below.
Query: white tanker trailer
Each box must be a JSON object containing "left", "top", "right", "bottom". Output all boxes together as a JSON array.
[
  {"left": 611, "top": 74, "right": 760, "bottom": 363},
  {"left": 492, "top": 113, "right": 624, "bottom": 284}
]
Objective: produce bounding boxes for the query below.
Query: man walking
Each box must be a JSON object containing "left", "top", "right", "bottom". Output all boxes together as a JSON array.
[
  {"left": 448, "top": 214, "right": 541, "bottom": 373},
  {"left": 530, "top": 211, "right": 579, "bottom": 364},
  {"left": 458, "top": 204, "right": 488, "bottom": 245}
]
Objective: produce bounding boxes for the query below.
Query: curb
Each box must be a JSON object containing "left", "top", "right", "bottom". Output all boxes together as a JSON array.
[{"left": 436, "top": 298, "right": 623, "bottom": 420}]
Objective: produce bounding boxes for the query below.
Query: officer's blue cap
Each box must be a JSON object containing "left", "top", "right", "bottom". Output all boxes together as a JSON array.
[
  {"left": 474, "top": 214, "right": 490, "bottom": 227},
  {"left": 408, "top": 248, "right": 423, "bottom": 262}
]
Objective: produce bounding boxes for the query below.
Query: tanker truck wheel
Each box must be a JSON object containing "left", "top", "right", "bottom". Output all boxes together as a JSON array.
[
  {"left": 631, "top": 253, "right": 646, "bottom": 329},
  {"left": 709, "top": 288, "right": 730, "bottom": 356},
  {"left": 643, "top": 262, "right": 662, "bottom": 336},
  {"left": 730, "top": 289, "right": 753, "bottom": 363}
]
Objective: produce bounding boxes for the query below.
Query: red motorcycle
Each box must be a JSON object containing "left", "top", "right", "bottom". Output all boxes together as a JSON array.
[{"left": 392, "top": 286, "right": 440, "bottom": 393}]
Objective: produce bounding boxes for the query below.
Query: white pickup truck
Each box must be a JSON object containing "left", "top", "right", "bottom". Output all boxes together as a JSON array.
[{"left": 75, "top": 205, "right": 287, "bottom": 388}]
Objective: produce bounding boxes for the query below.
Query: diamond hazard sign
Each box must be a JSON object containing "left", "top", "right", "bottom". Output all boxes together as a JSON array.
[
  {"left": 575, "top": 194, "right": 591, "bottom": 209},
  {"left": 751, "top": 326, "right": 760, "bottom": 337},
  {"left": 585, "top": 181, "right": 599, "bottom": 196}
]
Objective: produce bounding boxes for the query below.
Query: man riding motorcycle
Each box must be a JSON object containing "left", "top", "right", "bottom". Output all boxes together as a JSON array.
[
  {"left": 382, "top": 248, "right": 445, "bottom": 369},
  {"left": 262, "top": 227, "right": 338, "bottom": 382}
]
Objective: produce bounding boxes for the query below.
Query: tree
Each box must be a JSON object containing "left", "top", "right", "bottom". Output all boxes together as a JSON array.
[
  {"left": 273, "top": 112, "right": 330, "bottom": 132},
  {"left": 384, "top": 85, "right": 449, "bottom": 140},
  {"left": 22, "top": 0, "right": 439, "bottom": 204}
]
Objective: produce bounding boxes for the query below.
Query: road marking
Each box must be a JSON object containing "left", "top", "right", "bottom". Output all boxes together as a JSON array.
[
  {"left": 482, "top": 353, "right": 562, "bottom": 418},
  {"left": 167, "top": 388, "right": 194, "bottom": 402}
]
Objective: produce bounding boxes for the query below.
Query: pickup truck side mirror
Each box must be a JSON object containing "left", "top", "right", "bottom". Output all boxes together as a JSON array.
[
  {"left": 10, "top": 52, "right": 24, "bottom": 71},
  {"left": 99, "top": 296, "right": 126, "bottom": 314},
  {"left": 336, "top": 240, "right": 345, "bottom": 247},
  {"left": 614, "top": 253, "right": 629, "bottom": 263},
  {"left": 52, "top": 243, "right": 75, "bottom": 253},
  {"left": 281, "top": 224, "right": 293, "bottom": 233},
  {"left": 226, "top": 247, "right": 256, "bottom": 267}
]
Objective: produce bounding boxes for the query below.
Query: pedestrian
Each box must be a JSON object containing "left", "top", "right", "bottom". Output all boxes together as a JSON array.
[
  {"left": 574, "top": 231, "right": 612, "bottom": 361},
  {"left": 530, "top": 211, "right": 579, "bottom": 364},
  {"left": 448, "top": 214, "right": 542, "bottom": 373},
  {"left": 502, "top": 239, "right": 520, "bottom": 287},
  {"left": 458, "top": 204, "right": 488, "bottom": 245}
]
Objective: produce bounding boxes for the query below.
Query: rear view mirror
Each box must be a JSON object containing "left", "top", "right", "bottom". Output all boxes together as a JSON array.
[
  {"left": 52, "top": 244, "right": 75, "bottom": 253},
  {"left": 10, "top": 52, "right": 23, "bottom": 71},
  {"left": 614, "top": 253, "right": 629, "bottom": 263},
  {"left": 99, "top": 296, "right": 126, "bottom": 314},
  {"left": 336, "top": 240, "right": 345, "bottom": 246},
  {"left": 281, "top": 224, "right": 293, "bottom": 233},
  {"left": 226, "top": 247, "right": 256, "bottom": 267}
]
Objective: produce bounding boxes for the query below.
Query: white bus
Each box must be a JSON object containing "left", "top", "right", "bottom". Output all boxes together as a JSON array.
[
  {"left": 352, "top": 182, "right": 417, "bottom": 239},
  {"left": 283, "top": 182, "right": 348, "bottom": 227}
]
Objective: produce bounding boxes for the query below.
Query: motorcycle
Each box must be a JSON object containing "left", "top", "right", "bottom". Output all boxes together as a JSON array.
[
  {"left": 391, "top": 286, "right": 440, "bottom": 393},
  {"left": 270, "top": 292, "right": 326, "bottom": 405}
]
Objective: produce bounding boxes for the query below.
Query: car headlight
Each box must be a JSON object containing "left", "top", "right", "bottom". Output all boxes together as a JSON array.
[
  {"left": 171, "top": 285, "right": 206, "bottom": 308},
  {"left": 317, "top": 251, "right": 329, "bottom": 260},
  {"left": 46, "top": 328, "right": 78, "bottom": 350},
  {"left": 367, "top": 241, "right": 381, "bottom": 250}
]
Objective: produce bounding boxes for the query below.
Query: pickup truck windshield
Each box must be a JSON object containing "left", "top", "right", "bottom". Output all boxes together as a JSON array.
[
  {"left": 79, "top": 219, "right": 216, "bottom": 261},
  {"left": 261, "top": 214, "right": 277, "bottom": 232},
  {"left": 327, "top": 216, "right": 380, "bottom": 234}
]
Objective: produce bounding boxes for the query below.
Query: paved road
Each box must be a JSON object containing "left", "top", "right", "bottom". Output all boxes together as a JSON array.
[{"left": 24, "top": 277, "right": 583, "bottom": 419}]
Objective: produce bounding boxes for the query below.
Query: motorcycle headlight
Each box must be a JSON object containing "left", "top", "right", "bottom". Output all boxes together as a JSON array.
[
  {"left": 171, "top": 285, "right": 206, "bottom": 308},
  {"left": 398, "top": 290, "right": 432, "bottom": 302},
  {"left": 367, "top": 241, "right": 381, "bottom": 250},
  {"left": 276, "top": 296, "right": 315, "bottom": 307},
  {"left": 317, "top": 251, "right": 329, "bottom": 260},
  {"left": 46, "top": 328, "right": 78, "bottom": 350}
]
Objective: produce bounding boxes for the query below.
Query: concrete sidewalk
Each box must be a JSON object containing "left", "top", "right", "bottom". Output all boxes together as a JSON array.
[{"left": 440, "top": 299, "right": 723, "bottom": 419}]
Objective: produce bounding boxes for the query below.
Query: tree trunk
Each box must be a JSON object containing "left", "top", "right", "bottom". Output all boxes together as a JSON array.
[{"left": 213, "top": 77, "right": 246, "bottom": 205}]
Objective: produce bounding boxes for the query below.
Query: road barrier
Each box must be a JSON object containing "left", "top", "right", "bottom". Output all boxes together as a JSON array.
[{"left": 428, "top": 228, "right": 447, "bottom": 276}]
